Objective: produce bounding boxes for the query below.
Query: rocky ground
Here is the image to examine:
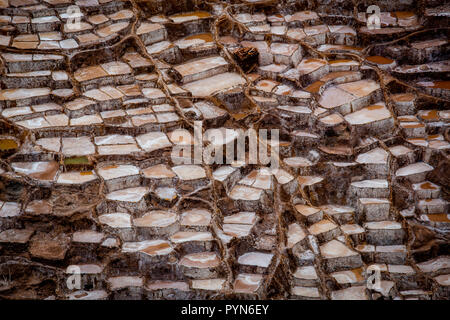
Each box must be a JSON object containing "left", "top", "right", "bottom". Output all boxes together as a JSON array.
[{"left": 0, "top": 0, "right": 448, "bottom": 300}]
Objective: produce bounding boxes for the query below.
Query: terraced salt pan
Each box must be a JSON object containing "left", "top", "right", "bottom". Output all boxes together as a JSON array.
[
  {"left": 418, "top": 198, "right": 448, "bottom": 213},
  {"left": 234, "top": 273, "right": 263, "bottom": 293},
  {"left": 298, "top": 176, "right": 323, "bottom": 186},
  {"left": 194, "top": 101, "right": 227, "bottom": 119},
  {"left": 341, "top": 224, "right": 365, "bottom": 235},
  {"left": 173, "top": 56, "right": 228, "bottom": 83},
  {"left": 146, "top": 280, "right": 189, "bottom": 291},
  {"left": 293, "top": 266, "right": 318, "bottom": 280},
  {"left": 106, "top": 187, "right": 149, "bottom": 202},
  {"left": 291, "top": 286, "right": 320, "bottom": 298},
  {"left": 319, "top": 113, "right": 344, "bottom": 126},
  {"left": 142, "top": 164, "right": 175, "bottom": 179},
  {"left": 74, "top": 61, "right": 131, "bottom": 82},
  {"left": 329, "top": 25, "right": 356, "bottom": 35},
  {"left": 0, "top": 202, "right": 21, "bottom": 218},
  {"left": 12, "top": 161, "right": 58, "bottom": 181},
  {"left": 296, "top": 58, "right": 327, "bottom": 75},
  {"left": 308, "top": 219, "right": 338, "bottom": 235},
  {"left": 99, "top": 213, "right": 132, "bottom": 228},
  {"left": 235, "top": 12, "right": 266, "bottom": 24},
  {"left": 271, "top": 43, "right": 300, "bottom": 59},
  {"left": 320, "top": 240, "right": 358, "bottom": 259},
  {"left": 0, "top": 87, "right": 51, "bottom": 101},
  {"left": 287, "top": 223, "right": 306, "bottom": 248},
  {"left": 96, "top": 21, "right": 130, "bottom": 38},
  {"left": 320, "top": 71, "right": 361, "bottom": 84},
  {"left": 191, "top": 279, "right": 225, "bottom": 291},
  {"left": 172, "top": 165, "right": 206, "bottom": 180},
  {"left": 428, "top": 140, "right": 450, "bottom": 150},
  {"left": 136, "top": 22, "right": 166, "bottom": 45},
  {"left": 2, "top": 106, "right": 32, "bottom": 118},
  {"left": 389, "top": 145, "right": 413, "bottom": 157},
  {"left": 98, "top": 144, "right": 141, "bottom": 155},
  {"left": 305, "top": 24, "right": 329, "bottom": 37},
  {"left": 417, "top": 256, "right": 450, "bottom": 274},
  {"left": 84, "top": 86, "right": 124, "bottom": 101},
  {"left": 284, "top": 157, "right": 313, "bottom": 168},
  {"left": 182, "top": 72, "right": 246, "bottom": 97},
  {"left": 16, "top": 117, "right": 50, "bottom": 130},
  {"left": 351, "top": 179, "right": 388, "bottom": 189},
  {"left": 412, "top": 181, "right": 440, "bottom": 194},
  {"left": 174, "top": 33, "right": 214, "bottom": 49},
  {"left": 356, "top": 148, "right": 388, "bottom": 164},
  {"left": 364, "top": 221, "right": 402, "bottom": 230},
  {"left": 223, "top": 224, "right": 253, "bottom": 238},
  {"left": 395, "top": 162, "right": 433, "bottom": 177},
  {"left": 57, "top": 171, "right": 97, "bottom": 184},
  {"left": 248, "top": 24, "right": 270, "bottom": 34},
  {"left": 272, "top": 169, "right": 294, "bottom": 185},
  {"left": 65, "top": 98, "right": 95, "bottom": 113},
  {"left": 122, "top": 240, "right": 166, "bottom": 253},
  {"left": 180, "top": 252, "right": 220, "bottom": 268},
  {"left": 169, "top": 11, "right": 211, "bottom": 24},
  {"left": 72, "top": 230, "right": 104, "bottom": 243},
  {"left": 285, "top": 11, "right": 319, "bottom": 22},
  {"left": 388, "top": 264, "right": 415, "bottom": 274},
  {"left": 62, "top": 137, "right": 95, "bottom": 156},
  {"left": 181, "top": 208, "right": 211, "bottom": 226},
  {"left": 434, "top": 274, "right": 450, "bottom": 286},
  {"left": 68, "top": 290, "right": 108, "bottom": 300},
  {"left": 318, "top": 45, "right": 362, "bottom": 55},
  {"left": 277, "top": 105, "right": 312, "bottom": 115},
  {"left": 229, "top": 185, "right": 263, "bottom": 201},
  {"left": 170, "top": 231, "right": 213, "bottom": 243},
  {"left": 331, "top": 286, "right": 368, "bottom": 300},
  {"left": 71, "top": 114, "right": 103, "bottom": 126},
  {"left": 318, "top": 86, "right": 355, "bottom": 109},
  {"left": 146, "top": 41, "right": 172, "bottom": 55},
  {"left": 133, "top": 210, "right": 178, "bottom": 228},
  {"left": 142, "top": 88, "right": 166, "bottom": 101},
  {"left": 295, "top": 204, "right": 322, "bottom": 220},
  {"left": 344, "top": 104, "right": 391, "bottom": 125},
  {"left": 271, "top": 26, "right": 287, "bottom": 36},
  {"left": 223, "top": 212, "right": 256, "bottom": 225},
  {"left": 0, "top": 229, "right": 34, "bottom": 244},
  {"left": 286, "top": 28, "right": 307, "bottom": 41},
  {"left": 108, "top": 276, "right": 143, "bottom": 290},
  {"left": 136, "top": 132, "right": 171, "bottom": 152},
  {"left": 97, "top": 165, "right": 139, "bottom": 180},
  {"left": 239, "top": 169, "right": 272, "bottom": 190},
  {"left": 331, "top": 269, "right": 364, "bottom": 284},
  {"left": 359, "top": 198, "right": 390, "bottom": 205},
  {"left": 258, "top": 62, "right": 287, "bottom": 75},
  {"left": 238, "top": 252, "right": 273, "bottom": 268},
  {"left": 154, "top": 187, "right": 178, "bottom": 201}
]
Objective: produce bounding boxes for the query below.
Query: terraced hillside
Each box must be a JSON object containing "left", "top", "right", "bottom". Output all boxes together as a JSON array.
[{"left": 0, "top": 0, "right": 448, "bottom": 300}]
